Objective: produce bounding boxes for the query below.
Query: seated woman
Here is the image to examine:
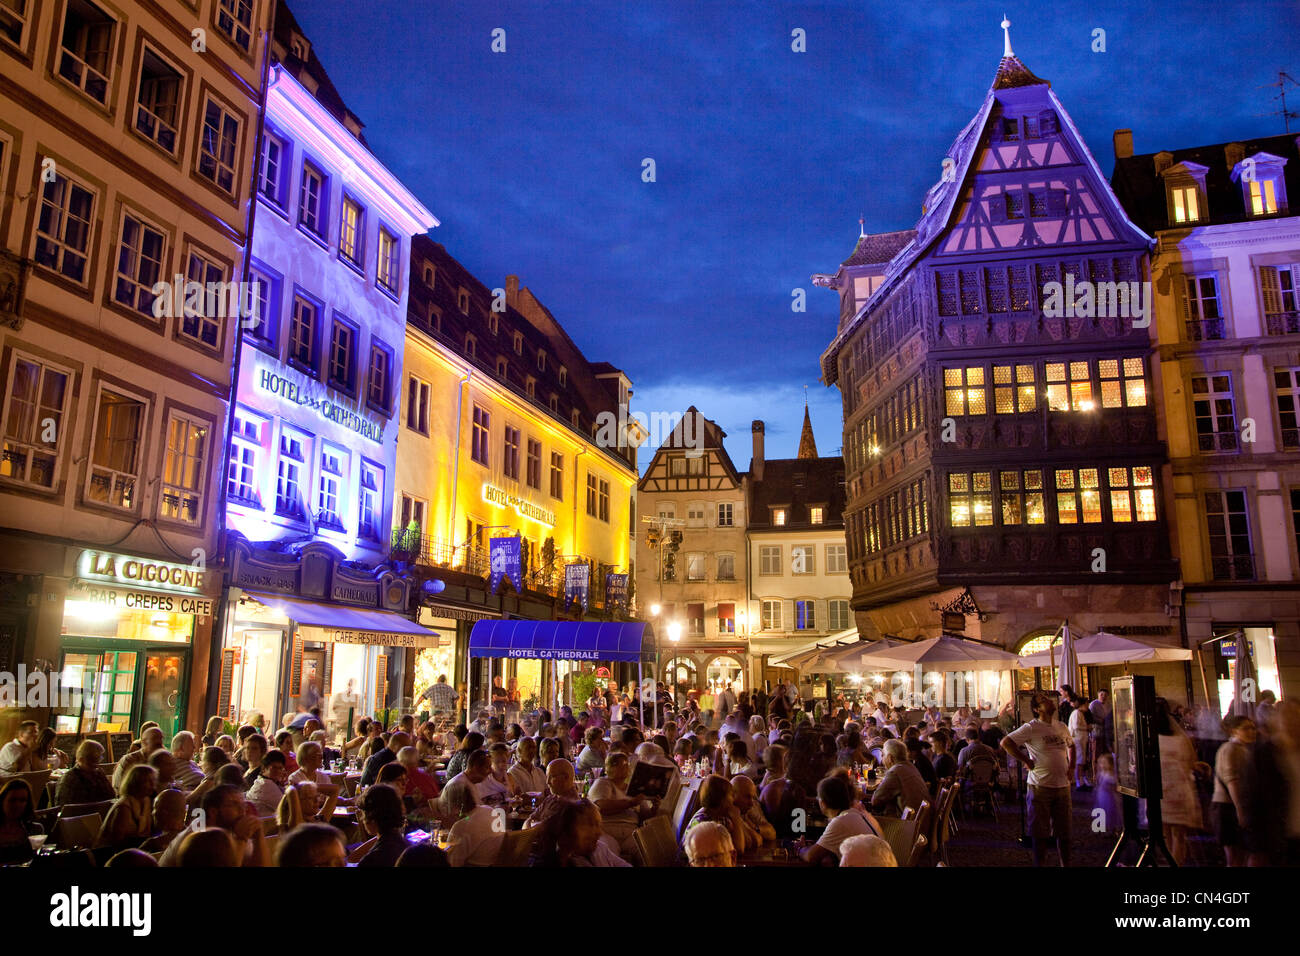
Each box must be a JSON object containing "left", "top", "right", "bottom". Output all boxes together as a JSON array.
[
  {"left": 588, "top": 752, "right": 656, "bottom": 854},
  {"left": 56, "top": 739, "right": 115, "bottom": 806},
  {"left": 684, "top": 775, "right": 754, "bottom": 856},
  {"left": 716, "top": 737, "right": 758, "bottom": 779},
  {"left": 355, "top": 783, "right": 409, "bottom": 867},
  {"left": 32, "top": 727, "right": 70, "bottom": 771},
  {"left": 214, "top": 735, "right": 236, "bottom": 759},
  {"left": 274, "top": 730, "right": 299, "bottom": 773},
  {"left": 287, "top": 741, "right": 341, "bottom": 803},
  {"left": 97, "top": 764, "right": 158, "bottom": 851},
  {"left": 0, "top": 778, "right": 43, "bottom": 865},
  {"left": 202, "top": 716, "right": 224, "bottom": 747},
  {"left": 276, "top": 780, "right": 337, "bottom": 833},
  {"left": 444, "top": 732, "right": 484, "bottom": 779},
  {"left": 478, "top": 742, "right": 518, "bottom": 806},
  {"left": 415, "top": 722, "right": 440, "bottom": 762},
  {"left": 528, "top": 799, "right": 629, "bottom": 867}
]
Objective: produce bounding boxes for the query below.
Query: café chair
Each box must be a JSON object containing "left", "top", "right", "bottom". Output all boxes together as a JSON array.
[
  {"left": 633, "top": 814, "right": 679, "bottom": 868},
  {"left": 59, "top": 799, "right": 115, "bottom": 820},
  {"left": 671, "top": 788, "right": 699, "bottom": 845},
  {"left": 495, "top": 827, "right": 542, "bottom": 866},
  {"left": 52, "top": 812, "right": 103, "bottom": 850},
  {"left": 4, "top": 769, "right": 52, "bottom": 807},
  {"left": 346, "top": 836, "right": 378, "bottom": 864}
]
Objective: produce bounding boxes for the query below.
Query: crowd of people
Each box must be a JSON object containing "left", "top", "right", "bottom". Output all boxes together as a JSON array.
[{"left": 2, "top": 676, "right": 1297, "bottom": 868}]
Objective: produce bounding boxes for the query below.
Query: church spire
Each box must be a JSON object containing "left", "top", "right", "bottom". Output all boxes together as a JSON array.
[
  {"left": 1001, "top": 13, "right": 1013, "bottom": 57},
  {"left": 797, "top": 398, "right": 818, "bottom": 459}
]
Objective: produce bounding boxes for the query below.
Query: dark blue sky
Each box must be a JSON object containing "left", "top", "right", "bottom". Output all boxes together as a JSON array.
[{"left": 289, "top": 0, "right": 1298, "bottom": 470}]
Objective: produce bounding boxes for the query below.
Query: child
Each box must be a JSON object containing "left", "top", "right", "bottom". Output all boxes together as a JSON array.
[{"left": 1094, "top": 752, "right": 1120, "bottom": 836}]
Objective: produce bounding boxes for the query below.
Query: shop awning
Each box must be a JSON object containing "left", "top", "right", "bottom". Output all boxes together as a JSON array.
[
  {"left": 243, "top": 591, "right": 438, "bottom": 645},
  {"left": 468, "top": 619, "right": 653, "bottom": 662}
]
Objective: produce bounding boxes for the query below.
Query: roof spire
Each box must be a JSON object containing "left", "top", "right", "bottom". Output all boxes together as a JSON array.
[
  {"left": 858, "top": 216, "right": 865, "bottom": 239},
  {"left": 797, "top": 398, "right": 818, "bottom": 460},
  {"left": 1001, "top": 14, "right": 1013, "bottom": 58}
]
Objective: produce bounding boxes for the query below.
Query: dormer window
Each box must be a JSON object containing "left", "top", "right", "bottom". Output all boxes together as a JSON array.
[
  {"left": 457, "top": 288, "right": 469, "bottom": 314},
  {"left": 526, "top": 376, "right": 536, "bottom": 399},
  {"left": 537, "top": 350, "right": 546, "bottom": 372},
  {"left": 488, "top": 313, "right": 498, "bottom": 335},
  {"left": 464, "top": 333, "right": 476, "bottom": 359},
  {"left": 1162, "top": 160, "right": 1209, "bottom": 226},
  {"left": 1232, "top": 152, "right": 1289, "bottom": 218},
  {"left": 513, "top": 332, "right": 523, "bottom": 355},
  {"left": 289, "top": 32, "right": 310, "bottom": 61},
  {"left": 423, "top": 264, "right": 434, "bottom": 287},
  {"left": 550, "top": 394, "right": 559, "bottom": 414},
  {"left": 558, "top": 366, "right": 568, "bottom": 387},
  {"left": 571, "top": 409, "right": 580, "bottom": 429},
  {"left": 772, "top": 508, "right": 787, "bottom": 526},
  {"left": 496, "top": 357, "right": 507, "bottom": 379}
]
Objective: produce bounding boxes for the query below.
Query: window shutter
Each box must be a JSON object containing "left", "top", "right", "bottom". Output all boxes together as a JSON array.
[
  {"left": 1260, "top": 266, "right": 1282, "bottom": 316},
  {"left": 1181, "top": 277, "right": 1194, "bottom": 321},
  {"left": 785, "top": 599, "right": 796, "bottom": 630}
]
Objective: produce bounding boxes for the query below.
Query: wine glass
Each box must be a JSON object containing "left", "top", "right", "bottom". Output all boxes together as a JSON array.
[{"left": 28, "top": 834, "right": 48, "bottom": 855}]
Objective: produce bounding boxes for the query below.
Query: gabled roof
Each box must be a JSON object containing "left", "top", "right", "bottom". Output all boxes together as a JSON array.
[
  {"left": 274, "top": 2, "right": 366, "bottom": 143},
  {"left": 748, "top": 456, "right": 846, "bottom": 530},
  {"left": 638, "top": 406, "right": 742, "bottom": 488},
  {"left": 1111, "top": 132, "right": 1300, "bottom": 234},
  {"left": 841, "top": 229, "right": 918, "bottom": 268},
  {"left": 820, "top": 47, "right": 1153, "bottom": 385}
]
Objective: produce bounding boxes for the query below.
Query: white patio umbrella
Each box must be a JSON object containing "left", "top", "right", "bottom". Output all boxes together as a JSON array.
[
  {"left": 1057, "top": 622, "right": 1080, "bottom": 693},
  {"left": 809, "top": 638, "right": 907, "bottom": 674},
  {"left": 860, "top": 634, "right": 1022, "bottom": 671},
  {"left": 1017, "top": 631, "right": 1193, "bottom": 668}
]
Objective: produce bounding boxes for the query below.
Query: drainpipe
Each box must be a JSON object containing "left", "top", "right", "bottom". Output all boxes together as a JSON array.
[
  {"left": 572, "top": 447, "right": 587, "bottom": 556},
  {"left": 208, "top": 23, "right": 276, "bottom": 723},
  {"left": 448, "top": 367, "right": 472, "bottom": 557}
]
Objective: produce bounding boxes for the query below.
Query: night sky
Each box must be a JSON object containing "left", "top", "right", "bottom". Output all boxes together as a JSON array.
[{"left": 287, "top": 0, "right": 1299, "bottom": 471}]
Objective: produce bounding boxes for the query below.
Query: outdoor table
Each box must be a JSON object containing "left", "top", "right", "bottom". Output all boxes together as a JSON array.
[{"left": 739, "top": 842, "right": 810, "bottom": 867}]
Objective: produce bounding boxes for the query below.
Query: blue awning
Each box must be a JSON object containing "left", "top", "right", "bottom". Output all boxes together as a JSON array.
[{"left": 468, "top": 620, "right": 654, "bottom": 662}]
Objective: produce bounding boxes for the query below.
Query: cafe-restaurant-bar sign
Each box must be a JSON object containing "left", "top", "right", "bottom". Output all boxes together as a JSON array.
[{"left": 78, "top": 550, "right": 207, "bottom": 593}]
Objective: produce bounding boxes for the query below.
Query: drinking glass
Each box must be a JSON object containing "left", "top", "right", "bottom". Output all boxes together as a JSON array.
[{"left": 28, "top": 834, "right": 48, "bottom": 855}]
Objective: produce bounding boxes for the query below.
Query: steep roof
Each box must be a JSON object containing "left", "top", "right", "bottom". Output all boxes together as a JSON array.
[
  {"left": 841, "top": 228, "right": 918, "bottom": 268},
  {"left": 274, "top": 2, "right": 366, "bottom": 143},
  {"left": 748, "top": 456, "right": 846, "bottom": 530},
  {"left": 638, "top": 406, "right": 742, "bottom": 487},
  {"left": 797, "top": 406, "right": 818, "bottom": 459},
  {"left": 1111, "top": 132, "right": 1300, "bottom": 234}
]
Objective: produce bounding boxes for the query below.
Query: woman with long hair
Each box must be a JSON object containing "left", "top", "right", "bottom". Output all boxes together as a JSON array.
[
  {"left": 443, "top": 731, "right": 485, "bottom": 779},
  {"left": 0, "top": 778, "right": 43, "bottom": 864},
  {"left": 1154, "top": 697, "right": 1207, "bottom": 865},
  {"left": 202, "top": 716, "right": 224, "bottom": 747}
]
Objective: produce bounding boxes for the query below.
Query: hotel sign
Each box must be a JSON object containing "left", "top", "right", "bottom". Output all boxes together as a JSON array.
[
  {"left": 482, "top": 483, "right": 556, "bottom": 527},
  {"left": 256, "top": 365, "right": 383, "bottom": 443},
  {"left": 78, "top": 550, "right": 208, "bottom": 594}
]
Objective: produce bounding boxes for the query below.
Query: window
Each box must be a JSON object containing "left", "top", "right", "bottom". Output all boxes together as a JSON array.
[
  {"left": 275, "top": 427, "right": 309, "bottom": 518},
  {"left": 810, "top": 506, "right": 824, "bottom": 525},
  {"left": 464, "top": 334, "right": 476, "bottom": 359},
  {"left": 826, "top": 543, "right": 847, "bottom": 573},
  {"left": 1004, "top": 190, "right": 1025, "bottom": 221},
  {"left": 513, "top": 332, "right": 523, "bottom": 355},
  {"left": 796, "top": 600, "right": 816, "bottom": 630},
  {"left": 828, "top": 600, "right": 851, "bottom": 631},
  {"left": 0, "top": 355, "right": 69, "bottom": 488},
  {"left": 34, "top": 172, "right": 95, "bottom": 283},
  {"left": 399, "top": 494, "right": 426, "bottom": 535},
  {"left": 1055, "top": 468, "right": 1102, "bottom": 524},
  {"left": 1191, "top": 374, "right": 1238, "bottom": 452},
  {"left": 993, "top": 364, "right": 1037, "bottom": 413},
  {"left": 537, "top": 350, "right": 546, "bottom": 372},
  {"left": 245, "top": 266, "right": 279, "bottom": 349},
  {"left": 761, "top": 599, "right": 782, "bottom": 630},
  {"left": 687, "top": 456, "right": 705, "bottom": 475},
  {"left": 1246, "top": 177, "right": 1279, "bottom": 216},
  {"left": 670, "top": 457, "right": 686, "bottom": 476},
  {"left": 358, "top": 460, "right": 383, "bottom": 541},
  {"left": 1108, "top": 466, "right": 1157, "bottom": 522},
  {"left": 598, "top": 479, "right": 610, "bottom": 522},
  {"left": 1206, "top": 491, "right": 1253, "bottom": 581},
  {"left": 686, "top": 553, "right": 705, "bottom": 581},
  {"left": 948, "top": 472, "right": 992, "bottom": 527},
  {"left": 197, "top": 98, "right": 240, "bottom": 194},
  {"left": 687, "top": 603, "right": 705, "bottom": 636},
  {"left": 113, "top": 212, "right": 166, "bottom": 315},
  {"left": 288, "top": 295, "right": 318, "bottom": 373},
  {"left": 549, "top": 452, "right": 563, "bottom": 500},
  {"left": 457, "top": 288, "right": 469, "bottom": 314},
  {"left": 656, "top": 502, "right": 676, "bottom": 519},
  {"left": 944, "top": 367, "right": 986, "bottom": 416},
  {"left": 1171, "top": 184, "right": 1200, "bottom": 223},
  {"left": 525, "top": 377, "right": 536, "bottom": 400},
  {"left": 791, "top": 545, "right": 815, "bottom": 574},
  {"left": 1260, "top": 264, "right": 1300, "bottom": 335},
  {"left": 57, "top": 0, "right": 115, "bottom": 103},
  {"left": 471, "top": 406, "right": 490, "bottom": 465},
  {"left": 367, "top": 343, "right": 391, "bottom": 414},
  {"left": 1001, "top": 118, "right": 1019, "bottom": 141},
  {"left": 1000, "top": 469, "right": 1045, "bottom": 525},
  {"left": 496, "top": 358, "right": 508, "bottom": 379},
  {"left": 215, "top": 0, "right": 253, "bottom": 53},
  {"left": 1183, "top": 275, "right": 1225, "bottom": 340},
  {"left": 487, "top": 314, "right": 498, "bottom": 335},
  {"left": 559, "top": 367, "right": 568, "bottom": 387},
  {"left": 327, "top": 316, "right": 357, "bottom": 393},
  {"left": 585, "top": 473, "right": 598, "bottom": 517},
  {"left": 134, "top": 48, "right": 182, "bottom": 153},
  {"left": 406, "top": 376, "right": 430, "bottom": 434},
  {"left": 571, "top": 409, "right": 580, "bottom": 430},
  {"left": 258, "top": 132, "right": 287, "bottom": 206},
  {"left": 716, "top": 553, "right": 735, "bottom": 580},
  {"left": 87, "top": 387, "right": 145, "bottom": 510},
  {"left": 717, "top": 502, "right": 734, "bottom": 526},
  {"left": 549, "top": 394, "right": 558, "bottom": 414},
  {"left": 717, "top": 602, "right": 735, "bottom": 634},
  {"left": 526, "top": 439, "right": 542, "bottom": 489},
  {"left": 339, "top": 197, "right": 363, "bottom": 267},
  {"left": 1275, "top": 368, "right": 1300, "bottom": 450},
  {"left": 759, "top": 545, "right": 781, "bottom": 575},
  {"left": 377, "top": 227, "right": 399, "bottom": 293},
  {"left": 179, "top": 251, "right": 224, "bottom": 348},
  {"left": 1, "top": 0, "right": 29, "bottom": 46},
  {"left": 1099, "top": 357, "right": 1147, "bottom": 408},
  {"left": 298, "top": 160, "right": 326, "bottom": 235},
  {"left": 317, "top": 445, "right": 346, "bottom": 530},
  {"left": 772, "top": 508, "right": 787, "bottom": 526},
  {"left": 1045, "top": 361, "right": 1094, "bottom": 411},
  {"left": 227, "top": 407, "right": 263, "bottom": 504},
  {"left": 160, "top": 412, "right": 207, "bottom": 524},
  {"left": 686, "top": 502, "right": 706, "bottom": 527},
  {"left": 503, "top": 426, "right": 520, "bottom": 480}
]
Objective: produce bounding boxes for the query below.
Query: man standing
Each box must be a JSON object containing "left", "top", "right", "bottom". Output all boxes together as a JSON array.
[
  {"left": 419, "top": 674, "right": 459, "bottom": 719},
  {"left": 1002, "top": 693, "right": 1075, "bottom": 866},
  {"left": 0, "top": 720, "right": 39, "bottom": 773}
]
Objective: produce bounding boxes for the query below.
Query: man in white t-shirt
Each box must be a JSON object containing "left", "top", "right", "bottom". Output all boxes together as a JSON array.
[
  {"left": 1067, "top": 704, "right": 1091, "bottom": 789},
  {"left": 1002, "top": 693, "right": 1075, "bottom": 866},
  {"left": 801, "top": 774, "right": 883, "bottom": 866}
]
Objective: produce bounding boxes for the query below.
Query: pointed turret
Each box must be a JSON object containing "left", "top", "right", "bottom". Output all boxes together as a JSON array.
[{"left": 797, "top": 403, "right": 818, "bottom": 459}]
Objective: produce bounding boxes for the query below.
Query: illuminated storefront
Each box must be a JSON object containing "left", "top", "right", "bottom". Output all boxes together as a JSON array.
[{"left": 57, "top": 550, "right": 218, "bottom": 739}]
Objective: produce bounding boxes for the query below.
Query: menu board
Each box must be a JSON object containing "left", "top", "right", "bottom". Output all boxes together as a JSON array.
[
  {"left": 218, "top": 647, "right": 237, "bottom": 722},
  {"left": 54, "top": 733, "right": 81, "bottom": 757},
  {"left": 1112, "top": 676, "right": 1139, "bottom": 797},
  {"left": 109, "top": 733, "right": 135, "bottom": 762},
  {"left": 290, "top": 632, "right": 304, "bottom": 696},
  {"left": 374, "top": 654, "right": 387, "bottom": 717}
]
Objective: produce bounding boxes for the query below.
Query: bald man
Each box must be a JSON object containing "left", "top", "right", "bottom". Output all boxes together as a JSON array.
[
  {"left": 685, "top": 820, "right": 735, "bottom": 867},
  {"left": 144, "top": 788, "right": 189, "bottom": 853},
  {"left": 526, "top": 757, "right": 580, "bottom": 829},
  {"left": 114, "top": 727, "right": 164, "bottom": 793},
  {"left": 730, "top": 775, "right": 776, "bottom": 843}
]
